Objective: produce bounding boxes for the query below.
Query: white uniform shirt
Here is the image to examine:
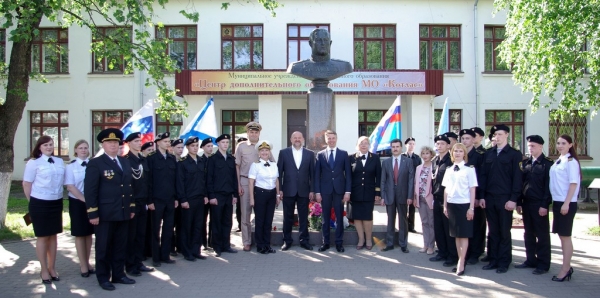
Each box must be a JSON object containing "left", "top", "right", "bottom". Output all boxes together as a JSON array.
[
  {"left": 359, "top": 153, "right": 368, "bottom": 166},
  {"left": 292, "top": 146, "right": 303, "bottom": 169},
  {"left": 441, "top": 161, "right": 478, "bottom": 204},
  {"left": 550, "top": 153, "right": 580, "bottom": 202},
  {"left": 23, "top": 155, "right": 65, "bottom": 200},
  {"left": 248, "top": 159, "right": 279, "bottom": 190},
  {"left": 64, "top": 157, "right": 89, "bottom": 198}
]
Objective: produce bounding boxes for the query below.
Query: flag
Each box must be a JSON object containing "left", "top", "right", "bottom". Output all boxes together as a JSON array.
[
  {"left": 436, "top": 97, "right": 449, "bottom": 136},
  {"left": 179, "top": 97, "right": 218, "bottom": 143},
  {"left": 368, "top": 96, "right": 401, "bottom": 153}
]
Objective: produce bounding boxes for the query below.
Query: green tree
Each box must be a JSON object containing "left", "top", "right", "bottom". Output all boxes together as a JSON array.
[
  {"left": 0, "top": 0, "right": 280, "bottom": 228},
  {"left": 495, "top": 0, "right": 600, "bottom": 118}
]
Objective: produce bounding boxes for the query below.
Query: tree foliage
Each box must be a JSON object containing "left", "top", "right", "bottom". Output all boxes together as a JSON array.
[{"left": 495, "top": 0, "right": 600, "bottom": 119}]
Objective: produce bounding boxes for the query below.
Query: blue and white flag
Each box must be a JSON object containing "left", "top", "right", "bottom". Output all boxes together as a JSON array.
[
  {"left": 436, "top": 97, "right": 449, "bottom": 136},
  {"left": 180, "top": 97, "right": 218, "bottom": 144},
  {"left": 368, "top": 96, "right": 401, "bottom": 153}
]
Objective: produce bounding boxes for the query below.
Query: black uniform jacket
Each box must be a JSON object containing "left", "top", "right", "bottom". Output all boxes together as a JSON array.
[
  {"left": 176, "top": 155, "right": 208, "bottom": 203},
  {"left": 519, "top": 153, "right": 553, "bottom": 209},
  {"left": 125, "top": 151, "right": 148, "bottom": 204},
  {"left": 349, "top": 152, "right": 382, "bottom": 201},
  {"left": 481, "top": 144, "right": 523, "bottom": 202},
  {"left": 85, "top": 154, "right": 134, "bottom": 221},
  {"left": 146, "top": 150, "right": 178, "bottom": 204},
  {"left": 431, "top": 152, "right": 453, "bottom": 198},
  {"left": 466, "top": 147, "right": 485, "bottom": 199},
  {"left": 207, "top": 150, "right": 239, "bottom": 199}
]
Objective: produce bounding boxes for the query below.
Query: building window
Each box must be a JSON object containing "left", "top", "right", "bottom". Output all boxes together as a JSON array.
[
  {"left": 221, "top": 25, "right": 263, "bottom": 70},
  {"left": 91, "top": 27, "right": 131, "bottom": 73},
  {"left": 419, "top": 25, "right": 461, "bottom": 71},
  {"left": 0, "top": 29, "right": 5, "bottom": 64},
  {"left": 549, "top": 112, "right": 588, "bottom": 157},
  {"left": 358, "top": 110, "right": 390, "bottom": 155},
  {"left": 287, "top": 24, "right": 329, "bottom": 66},
  {"left": 156, "top": 25, "right": 197, "bottom": 70},
  {"left": 91, "top": 110, "right": 132, "bottom": 154},
  {"left": 30, "top": 111, "right": 69, "bottom": 157},
  {"left": 484, "top": 26, "right": 509, "bottom": 72},
  {"left": 156, "top": 113, "right": 183, "bottom": 138},
  {"left": 354, "top": 25, "right": 396, "bottom": 70},
  {"left": 434, "top": 109, "right": 462, "bottom": 135},
  {"left": 222, "top": 110, "right": 259, "bottom": 153},
  {"left": 31, "top": 28, "right": 69, "bottom": 73},
  {"left": 485, "top": 110, "right": 525, "bottom": 151}
]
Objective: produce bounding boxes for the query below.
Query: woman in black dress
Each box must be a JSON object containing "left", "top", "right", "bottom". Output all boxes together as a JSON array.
[
  {"left": 23, "top": 136, "right": 65, "bottom": 284},
  {"left": 349, "top": 136, "right": 381, "bottom": 250}
]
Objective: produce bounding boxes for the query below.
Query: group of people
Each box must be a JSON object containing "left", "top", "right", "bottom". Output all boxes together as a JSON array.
[{"left": 23, "top": 121, "right": 580, "bottom": 291}]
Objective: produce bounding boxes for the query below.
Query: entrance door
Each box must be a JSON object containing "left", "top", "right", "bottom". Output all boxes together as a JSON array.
[{"left": 287, "top": 109, "right": 306, "bottom": 147}]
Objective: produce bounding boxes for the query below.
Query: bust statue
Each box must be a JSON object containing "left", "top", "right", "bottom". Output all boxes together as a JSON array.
[{"left": 287, "top": 28, "right": 352, "bottom": 89}]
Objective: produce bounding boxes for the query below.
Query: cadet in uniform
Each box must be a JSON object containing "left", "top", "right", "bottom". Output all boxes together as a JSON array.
[
  {"left": 200, "top": 137, "right": 214, "bottom": 249},
  {"left": 84, "top": 128, "right": 135, "bottom": 291},
  {"left": 471, "top": 127, "right": 486, "bottom": 152},
  {"left": 515, "top": 135, "right": 552, "bottom": 275},
  {"left": 207, "top": 134, "right": 239, "bottom": 257},
  {"left": 170, "top": 138, "right": 184, "bottom": 257},
  {"left": 176, "top": 137, "right": 209, "bottom": 261},
  {"left": 140, "top": 141, "right": 154, "bottom": 258},
  {"left": 146, "top": 132, "right": 178, "bottom": 267},
  {"left": 445, "top": 132, "right": 458, "bottom": 148},
  {"left": 141, "top": 141, "right": 154, "bottom": 157},
  {"left": 402, "top": 137, "right": 422, "bottom": 233},
  {"left": 124, "top": 133, "right": 154, "bottom": 276},
  {"left": 480, "top": 124, "right": 523, "bottom": 274}
]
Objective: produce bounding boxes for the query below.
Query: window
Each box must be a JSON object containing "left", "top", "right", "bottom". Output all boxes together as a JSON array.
[
  {"left": 549, "top": 112, "right": 588, "bottom": 157},
  {"left": 221, "top": 110, "right": 259, "bottom": 153},
  {"left": 91, "top": 27, "right": 131, "bottom": 73},
  {"left": 156, "top": 25, "right": 197, "bottom": 70},
  {"left": 287, "top": 24, "right": 329, "bottom": 65},
  {"left": 359, "top": 110, "right": 389, "bottom": 155},
  {"left": 92, "top": 110, "right": 132, "bottom": 154},
  {"left": 434, "top": 109, "right": 462, "bottom": 135},
  {"left": 156, "top": 113, "right": 183, "bottom": 138},
  {"left": 485, "top": 110, "right": 525, "bottom": 151},
  {"left": 419, "top": 25, "right": 461, "bottom": 71},
  {"left": 221, "top": 25, "right": 263, "bottom": 69},
  {"left": 32, "top": 28, "right": 69, "bottom": 73},
  {"left": 484, "top": 26, "right": 509, "bottom": 72},
  {"left": 30, "top": 111, "right": 69, "bottom": 157},
  {"left": 0, "top": 29, "right": 5, "bottom": 64},
  {"left": 354, "top": 25, "right": 396, "bottom": 70}
]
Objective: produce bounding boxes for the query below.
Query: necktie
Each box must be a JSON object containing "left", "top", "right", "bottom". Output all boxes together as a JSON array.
[
  {"left": 454, "top": 165, "right": 460, "bottom": 172},
  {"left": 393, "top": 158, "right": 399, "bottom": 185},
  {"left": 113, "top": 158, "right": 122, "bottom": 170},
  {"left": 81, "top": 161, "right": 87, "bottom": 167},
  {"left": 264, "top": 161, "right": 270, "bottom": 167},
  {"left": 47, "top": 157, "right": 54, "bottom": 164},
  {"left": 328, "top": 150, "right": 335, "bottom": 169},
  {"left": 360, "top": 155, "right": 366, "bottom": 160}
]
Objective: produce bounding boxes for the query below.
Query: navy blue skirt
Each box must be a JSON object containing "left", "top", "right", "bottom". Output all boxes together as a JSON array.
[
  {"left": 29, "top": 197, "right": 63, "bottom": 237},
  {"left": 552, "top": 201, "right": 577, "bottom": 237},
  {"left": 69, "top": 197, "right": 94, "bottom": 236},
  {"left": 447, "top": 203, "right": 473, "bottom": 238}
]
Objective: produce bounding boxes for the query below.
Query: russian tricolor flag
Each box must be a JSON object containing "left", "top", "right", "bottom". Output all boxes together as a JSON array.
[
  {"left": 121, "top": 100, "right": 155, "bottom": 146},
  {"left": 369, "top": 96, "right": 401, "bottom": 153}
]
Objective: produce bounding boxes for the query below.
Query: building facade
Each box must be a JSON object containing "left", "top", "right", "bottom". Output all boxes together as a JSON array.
[{"left": 2, "top": 0, "right": 597, "bottom": 179}]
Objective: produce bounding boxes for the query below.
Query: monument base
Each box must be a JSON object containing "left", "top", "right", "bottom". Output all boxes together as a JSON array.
[{"left": 305, "top": 88, "right": 335, "bottom": 151}]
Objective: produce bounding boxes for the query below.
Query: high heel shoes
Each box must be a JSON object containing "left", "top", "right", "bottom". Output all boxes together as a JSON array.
[
  {"left": 552, "top": 271, "right": 573, "bottom": 282},
  {"left": 48, "top": 269, "right": 60, "bottom": 281},
  {"left": 40, "top": 273, "right": 52, "bottom": 284}
]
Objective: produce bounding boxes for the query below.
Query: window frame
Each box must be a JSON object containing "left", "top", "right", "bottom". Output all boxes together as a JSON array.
[
  {"left": 287, "top": 24, "right": 329, "bottom": 66},
  {"left": 31, "top": 28, "right": 69, "bottom": 74},
  {"left": 155, "top": 25, "right": 198, "bottom": 70},
  {"left": 91, "top": 26, "right": 131, "bottom": 73},
  {"left": 483, "top": 25, "right": 510, "bottom": 73},
  {"left": 221, "top": 24, "right": 264, "bottom": 70},
  {"left": 434, "top": 109, "right": 462, "bottom": 136},
  {"left": 91, "top": 110, "right": 132, "bottom": 154},
  {"left": 548, "top": 111, "right": 589, "bottom": 157},
  {"left": 156, "top": 113, "right": 184, "bottom": 138},
  {"left": 353, "top": 24, "right": 396, "bottom": 70},
  {"left": 221, "top": 110, "right": 259, "bottom": 153},
  {"left": 30, "top": 111, "right": 69, "bottom": 157},
  {"left": 419, "top": 24, "right": 461, "bottom": 72},
  {"left": 484, "top": 110, "right": 526, "bottom": 151},
  {"left": 358, "top": 110, "right": 389, "bottom": 156}
]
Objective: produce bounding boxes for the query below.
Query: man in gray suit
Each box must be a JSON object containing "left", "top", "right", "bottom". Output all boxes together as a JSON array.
[{"left": 380, "top": 139, "right": 415, "bottom": 253}]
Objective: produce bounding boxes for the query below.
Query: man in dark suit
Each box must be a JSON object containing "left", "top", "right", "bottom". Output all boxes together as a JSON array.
[
  {"left": 380, "top": 139, "right": 414, "bottom": 253},
  {"left": 314, "top": 130, "right": 351, "bottom": 253},
  {"left": 85, "top": 128, "right": 136, "bottom": 291},
  {"left": 278, "top": 131, "right": 315, "bottom": 251},
  {"left": 402, "top": 137, "right": 422, "bottom": 233}
]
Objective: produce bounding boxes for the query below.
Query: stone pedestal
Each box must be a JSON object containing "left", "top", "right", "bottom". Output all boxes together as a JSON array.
[{"left": 306, "top": 84, "right": 335, "bottom": 151}]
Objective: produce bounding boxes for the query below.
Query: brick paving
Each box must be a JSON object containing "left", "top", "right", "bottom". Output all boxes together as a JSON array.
[{"left": 1, "top": 206, "right": 599, "bottom": 297}]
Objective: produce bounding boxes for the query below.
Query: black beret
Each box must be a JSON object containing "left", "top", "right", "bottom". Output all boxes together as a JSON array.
[
  {"left": 490, "top": 124, "right": 510, "bottom": 135},
  {"left": 238, "top": 137, "right": 248, "bottom": 143},
  {"left": 141, "top": 142, "right": 154, "bottom": 151},
  {"left": 526, "top": 135, "right": 545, "bottom": 145},
  {"left": 185, "top": 137, "right": 199, "bottom": 146},
  {"left": 488, "top": 133, "right": 494, "bottom": 141},
  {"left": 404, "top": 137, "right": 415, "bottom": 144},
  {"left": 171, "top": 138, "right": 184, "bottom": 147},
  {"left": 119, "top": 140, "right": 124, "bottom": 146},
  {"left": 201, "top": 137, "right": 213, "bottom": 147},
  {"left": 125, "top": 132, "right": 142, "bottom": 143},
  {"left": 434, "top": 134, "right": 451, "bottom": 144},
  {"left": 216, "top": 134, "right": 231, "bottom": 143},
  {"left": 444, "top": 132, "right": 458, "bottom": 140},
  {"left": 97, "top": 128, "right": 123, "bottom": 143},
  {"left": 471, "top": 127, "right": 485, "bottom": 137},
  {"left": 459, "top": 129, "right": 476, "bottom": 138},
  {"left": 155, "top": 131, "right": 170, "bottom": 141}
]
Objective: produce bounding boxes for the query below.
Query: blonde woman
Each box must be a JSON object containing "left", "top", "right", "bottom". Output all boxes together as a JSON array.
[{"left": 414, "top": 146, "right": 435, "bottom": 255}]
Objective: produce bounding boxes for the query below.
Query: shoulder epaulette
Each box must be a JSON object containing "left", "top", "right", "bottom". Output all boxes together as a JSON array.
[
  {"left": 545, "top": 156, "right": 553, "bottom": 162},
  {"left": 469, "top": 165, "right": 474, "bottom": 168},
  {"left": 31, "top": 157, "right": 37, "bottom": 160},
  {"left": 148, "top": 151, "right": 156, "bottom": 156},
  {"left": 124, "top": 154, "right": 129, "bottom": 159},
  {"left": 180, "top": 156, "right": 187, "bottom": 161},
  {"left": 70, "top": 159, "right": 77, "bottom": 163},
  {"left": 476, "top": 149, "right": 485, "bottom": 154},
  {"left": 568, "top": 157, "right": 574, "bottom": 161},
  {"left": 255, "top": 160, "right": 261, "bottom": 163}
]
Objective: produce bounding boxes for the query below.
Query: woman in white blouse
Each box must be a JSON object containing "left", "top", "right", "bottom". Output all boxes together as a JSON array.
[
  {"left": 442, "top": 143, "right": 478, "bottom": 276},
  {"left": 64, "top": 139, "right": 95, "bottom": 277},
  {"left": 549, "top": 134, "right": 581, "bottom": 282},
  {"left": 22, "top": 136, "right": 65, "bottom": 284},
  {"left": 248, "top": 141, "right": 280, "bottom": 254}
]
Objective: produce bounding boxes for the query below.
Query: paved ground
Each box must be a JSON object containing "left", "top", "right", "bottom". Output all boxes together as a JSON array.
[{"left": 1, "top": 206, "right": 599, "bottom": 298}]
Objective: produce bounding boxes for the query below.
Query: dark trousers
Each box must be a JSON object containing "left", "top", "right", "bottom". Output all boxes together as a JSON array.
[
  {"left": 181, "top": 198, "right": 205, "bottom": 258},
  {"left": 171, "top": 204, "right": 182, "bottom": 253},
  {"left": 152, "top": 200, "right": 175, "bottom": 263},
  {"left": 254, "top": 187, "right": 277, "bottom": 249},
  {"left": 210, "top": 193, "right": 234, "bottom": 253},
  {"left": 94, "top": 220, "right": 129, "bottom": 284},
  {"left": 433, "top": 199, "right": 457, "bottom": 262},
  {"left": 484, "top": 195, "right": 513, "bottom": 268},
  {"left": 522, "top": 203, "right": 551, "bottom": 270},
  {"left": 386, "top": 201, "right": 408, "bottom": 247},
  {"left": 467, "top": 206, "right": 487, "bottom": 260},
  {"left": 321, "top": 193, "right": 344, "bottom": 245},
  {"left": 408, "top": 204, "right": 416, "bottom": 231},
  {"left": 201, "top": 202, "right": 212, "bottom": 248},
  {"left": 126, "top": 204, "right": 147, "bottom": 272},
  {"left": 283, "top": 194, "right": 310, "bottom": 245},
  {"left": 144, "top": 210, "right": 152, "bottom": 257}
]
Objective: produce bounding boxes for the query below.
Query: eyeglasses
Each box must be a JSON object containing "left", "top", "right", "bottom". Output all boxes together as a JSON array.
[{"left": 454, "top": 165, "right": 460, "bottom": 172}]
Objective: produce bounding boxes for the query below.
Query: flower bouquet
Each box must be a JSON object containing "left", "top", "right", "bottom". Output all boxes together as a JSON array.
[{"left": 308, "top": 202, "right": 323, "bottom": 231}]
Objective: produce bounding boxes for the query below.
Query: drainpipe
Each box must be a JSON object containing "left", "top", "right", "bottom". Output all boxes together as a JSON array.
[{"left": 473, "top": 0, "right": 480, "bottom": 126}]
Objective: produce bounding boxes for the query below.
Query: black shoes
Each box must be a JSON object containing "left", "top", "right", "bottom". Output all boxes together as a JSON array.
[
  {"left": 281, "top": 243, "right": 292, "bottom": 251},
  {"left": 112, "top": 276, "right": 136, "bottom": 284},
  {"left": 139, "top": 265, "right": 154, "bottom": 272},
  {"left": 40, "top": 273, "right": 52, "bottom": 284},
  {"left": 300, "top": 243, "right": 314, "bottom": 251},
  {"left": 152, "top": 262, "right": 162, "bottom": 267},
  {"left": 184, "top": 256, "right": 196, "bottom": 262},
  {"left": 482, "top": 263, "right": 499, "bottom": 270},
  {"left": 48, "top": 270, "right": 60, "bottom": 281},
  {"left": 336, "top": 245, "right": 345, "bottom": 252},
  {"left": 99, "top": 281, "right": 115, "bottom": 291},
  {"left": 496, "top": 267, "right": 508, "bottom": 274},
  {"left": 532, "top": 269, "right": 548, "bottom": 275},
  {"left": 466, "top": 257, "right": 479, "bottom": 265},
  {"left": 170, "top": 251, "right": 178, "bottom": 257},
  {"left": 193, "top": 254, "right": 207, "bottom": 260},
  {"left": 214, "top": 251, "right": 222, "bottom": 257},
  {"left": 429, "top": 255, "right": 444, "bottom": 262},
  {"left": 443, "top": 261, "right": 457, "bottom": 267},
  {"left": 480, "top": 255, "right": 491, "bottom": 262},
  {"left": 127, "top": 269, "right": 142, "bottom": 276},
  {"left": 382, "top": 246, "right": 394, "bottom": 252},
  {"left": 318, "top": 244, "right": 330, "bottom": 252},
  {"left": 162, "top": 258, "right": 176, "bottom": 264},
  {"left": 409, "top": 229, "right": 418, "bottom": 233},
  {"left": 223, "top": 247, "right": 238, "bottom": 253},
  {"left": 514, "top": 262, "right": 536, "bottom": 269},
  {"left": 401, "top": 247, "right": 409, "bottom": 253}
]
